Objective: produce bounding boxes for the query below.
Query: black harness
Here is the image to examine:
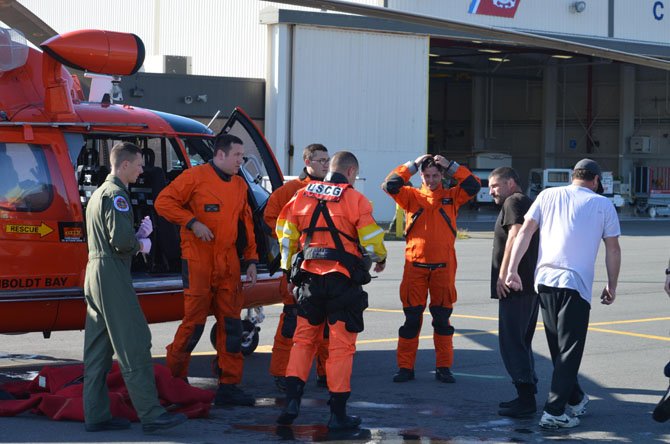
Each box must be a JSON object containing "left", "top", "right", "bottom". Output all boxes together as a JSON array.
[{"left": 290, "top": 185, "right": 371, "bottom": 285}]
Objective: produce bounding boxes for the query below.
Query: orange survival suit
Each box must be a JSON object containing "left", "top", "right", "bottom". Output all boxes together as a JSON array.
[
  {"left": 382, "top": 160, "right": 480, "bottom": 372},
  {"left": 276, "top": 172, "right": 387, "bottom": 422},
  {"left": 155, "top": 161, "right": 257, "bottom": 385},
  {"left": 263, "top": 169, "right": 329, "bottom": 383}
]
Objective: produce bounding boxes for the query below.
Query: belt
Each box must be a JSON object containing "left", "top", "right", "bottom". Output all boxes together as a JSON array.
[{"left": 412, "top": 262, "right": 446, "bottom": 270}]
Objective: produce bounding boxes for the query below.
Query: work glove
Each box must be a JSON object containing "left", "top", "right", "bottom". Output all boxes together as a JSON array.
[
  {"left": 135, "top": 216, "right": 153, "bottom": 239},
  {"left": 138, "top": 237, "right": 152, "bottom": 254}
]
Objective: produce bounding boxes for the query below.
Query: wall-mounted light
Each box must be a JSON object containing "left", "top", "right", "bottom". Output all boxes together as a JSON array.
[
  {"left": 573, "top": 1, "right": 586, "bottom": 13},
  {"left": 552, "top": 54, "right": 574, "bottom": 59},
  {"left": 489, "top": 57, "right": 510, "bottom": 63},
  {"left": 435, "top": 60, "right": 454, "bottom": 65}
]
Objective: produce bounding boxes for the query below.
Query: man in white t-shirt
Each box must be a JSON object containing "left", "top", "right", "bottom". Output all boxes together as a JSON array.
[{"left": 505, "top": 158, "right": 621, "bottom": 430}]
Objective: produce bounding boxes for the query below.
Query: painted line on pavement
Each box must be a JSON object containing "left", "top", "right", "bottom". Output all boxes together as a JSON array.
[
  {"left": 366, "top": 308, "right": 498, "bottom": 321},
  {"left": 589, "top": 327, "right": 670, "bottom": 342}
]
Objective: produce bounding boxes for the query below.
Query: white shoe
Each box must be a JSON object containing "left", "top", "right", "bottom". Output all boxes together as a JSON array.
[
  {"left": 565, "top": 394, "right": 589, "bottom": 417},
  {"left": 539, "top": 411, "right": 580, "bottom": 429}
]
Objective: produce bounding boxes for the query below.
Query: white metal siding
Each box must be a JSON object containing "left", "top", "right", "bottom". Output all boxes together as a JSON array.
[
  {"left": 613, "top": 0, "right": 670, "bottom": 43},
  {"left": 17, "top": 0, "right": 382, "bottom": 78},
  {"left": 388, "top": 0, "right": 609, "bottom": 38},
  {"left": 291, "top": 26, "right": 428, "bottom": 221}
]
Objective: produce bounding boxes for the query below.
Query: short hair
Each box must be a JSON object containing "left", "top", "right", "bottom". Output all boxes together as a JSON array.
[
  {"left": 330, "top": 151, "right": 358, "bottom": 173},
  {"left": 489, "top": 166, "right": 520, "bottom": 184},
  {"left": 302, "top": 143, "right": 328, "bottom": 161},
  {"left": 110, "top": 142, "right": 142, "bottom": 169},
  {"left": 573, "top": 168, "right": 596, "bottom": 181},
  {"left": 213, "top": 134, "right": 243, "bottom": 156},
  {"left": 420, "top": 156, "right": 443, "bottom": 173}
]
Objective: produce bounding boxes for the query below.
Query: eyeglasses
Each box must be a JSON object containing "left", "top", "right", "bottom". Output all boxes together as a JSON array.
[{"left": 311, "top": 158, "right": 330, "bottom": 165}]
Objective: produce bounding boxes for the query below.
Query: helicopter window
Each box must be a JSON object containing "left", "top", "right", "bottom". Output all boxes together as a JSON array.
[
  {"left": 180, "top": 137, "right": 212, "bottom": 167},
  {"left": 0, "top": 143, "right": 53, "bottom": 212}
]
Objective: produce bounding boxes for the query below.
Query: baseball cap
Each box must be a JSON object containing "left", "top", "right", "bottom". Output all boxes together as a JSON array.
[{"left": 574, "top": 158, "right": 604, "bottom": 194}]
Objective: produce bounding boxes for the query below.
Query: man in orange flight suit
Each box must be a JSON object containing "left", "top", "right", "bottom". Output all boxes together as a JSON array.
[
  {"left": 155, "top": 134, "right": 258, "bottom": 406},
  {"left": 382, "top": 154, "right": 480, "bottom": 384},
  {"left": 275, "top": 151, "right": 387, "bottom": 430},
  {"left": 264, "top": 143, "right": 331, "bottom": 392}
]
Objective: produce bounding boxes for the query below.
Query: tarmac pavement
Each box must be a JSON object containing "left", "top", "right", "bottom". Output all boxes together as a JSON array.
[{"left": 1, "top": 215, "right": 670, "bottom": 443}]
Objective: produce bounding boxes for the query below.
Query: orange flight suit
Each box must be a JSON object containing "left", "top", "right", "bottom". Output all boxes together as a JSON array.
[
  {"left": 277, "top": 173, "right": 387, "bottom": 394},
  {"left": 382, "top": 161, "right": 480, "bottom": 370},
  {"left": 155, "top": 161, "right": 257, "bottom": 385},
  {"left": 263, "top": 169, "right": 329, "bottom": 380}
]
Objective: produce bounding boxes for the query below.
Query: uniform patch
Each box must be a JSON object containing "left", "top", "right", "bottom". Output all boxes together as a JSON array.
[
  {"left": 303, "top": 182, "right": 348, "bottom": 202},
  {"left": 442, "top": 198, "right": 453, "bottom": 205},
  {"left": 113, "top": 196, "right": 130, "bottom": 212},
  {"left": 204, "top": 204, "right": 220, "bottom": 212}
]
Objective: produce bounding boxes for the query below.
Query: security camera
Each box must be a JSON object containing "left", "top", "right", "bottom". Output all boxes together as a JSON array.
[
  {"left": 184, "top": 95, "right": 193, "bottom": 104},
  {"left": 573, "top": 1, "right": 586, "bottom": 13}
]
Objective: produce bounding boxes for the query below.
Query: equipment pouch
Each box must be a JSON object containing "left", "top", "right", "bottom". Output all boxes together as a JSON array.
[{"left": 289, "top": 250, "right": 305, "bottom": 285}]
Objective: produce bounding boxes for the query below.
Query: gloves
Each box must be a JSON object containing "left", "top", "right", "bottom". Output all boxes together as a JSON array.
[
  {"left": 138, "top": 237, "right": 152, "bottom": 254},
  {"left": 136, "top": 216, "right": 153, "bottom": 239}
]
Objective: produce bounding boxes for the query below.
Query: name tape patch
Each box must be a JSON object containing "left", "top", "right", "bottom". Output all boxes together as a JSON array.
[
  {"left": 303, "top": 183, "right": 348, "bottom": 201},
  {"left": 113, "top": 196, "right": 130, "bottom": 212}
]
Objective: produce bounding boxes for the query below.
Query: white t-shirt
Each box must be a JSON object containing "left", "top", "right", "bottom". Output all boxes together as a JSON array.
[{"left": 525, "top": 184, "right": 621, "bottom": 304}]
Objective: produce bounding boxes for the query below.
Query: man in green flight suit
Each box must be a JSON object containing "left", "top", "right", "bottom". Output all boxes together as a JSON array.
[{"left": 83, "top": 142, "right": 187, "bottom": 433}]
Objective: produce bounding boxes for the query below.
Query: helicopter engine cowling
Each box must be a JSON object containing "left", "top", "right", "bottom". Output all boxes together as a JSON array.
[{"left": 40, "top": 29, "right": 144, "bottom": 76}]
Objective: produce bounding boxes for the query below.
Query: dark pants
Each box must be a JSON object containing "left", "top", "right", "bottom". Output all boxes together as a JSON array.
[
  {"left": 538, "top": 285, "right": 590, "bottom": 416},
  {"left": 498, "top": 292, "right": 539, "bottom": 386}
]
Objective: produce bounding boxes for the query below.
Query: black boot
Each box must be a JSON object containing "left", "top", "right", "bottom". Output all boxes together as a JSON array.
[
  {"left": 327, "top": 392, "right": 362, "bottom": 430},
  {"left": 498, "top": 383, "right": 536, "bottom": 418},
  {"left": 277, "top": 377, "right": 305, "bottom": 425},
  {"left": 392, "top": 368, "right": 415, "bottom": 383},
  {"left": 214, "top": 383, "right": 255, "bottom": 406}
]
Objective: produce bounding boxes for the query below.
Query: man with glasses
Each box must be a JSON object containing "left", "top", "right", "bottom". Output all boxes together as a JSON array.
[{"left": 264, "top": 144, "right": 331, "bottom": 392}]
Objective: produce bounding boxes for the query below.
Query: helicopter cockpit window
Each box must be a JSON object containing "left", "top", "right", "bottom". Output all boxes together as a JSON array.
[
  {"left": 0, "top": 143, "right": 52, "bottom": 212},
  {"left": 180, "top": 137, "right": 212, "bottom": 168}
]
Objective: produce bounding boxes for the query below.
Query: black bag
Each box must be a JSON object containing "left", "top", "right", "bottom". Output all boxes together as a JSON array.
[{"left": 289, "top": 250, "right": 305, "bottom": 285}]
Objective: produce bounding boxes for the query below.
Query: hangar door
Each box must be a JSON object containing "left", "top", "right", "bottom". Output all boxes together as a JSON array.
[{"left": 290, "top": 25, "right": 429, "bottom": 221}]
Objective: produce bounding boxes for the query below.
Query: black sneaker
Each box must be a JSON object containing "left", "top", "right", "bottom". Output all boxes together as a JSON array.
[
  {"left": 327, "top": 414, "right": 362, "bottom": 430},
  {"left": 653, "top": 384, "right": 670, "bottom": 422},
  {"left": 392, "top": 368, "right": 415, "bottom": 383},
  {"left": 85, "top": 417, "right": 131, "bottom": 432},
  {"left": 498, "top": 401, "right": 536, "bottom": 418},
  {"left": 435, "top": 367, "right": 455, "bottom": 383},
  {"left": 499, "top": 397, "right": 520, "bottom": 408},
  {"left": 142, "top": 412, "right": 187, "bottom": 433},
  {"left": 316, "top": 375, "right": 328, "bottom": 388},
  {"left": 274, "top": 376, "right": 287, "bottom": 392},
  {"left": 214, "top": 384, "right": 255, "bottom": 406}
]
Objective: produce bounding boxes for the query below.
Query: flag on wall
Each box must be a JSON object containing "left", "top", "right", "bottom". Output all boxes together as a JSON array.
[{"left": 468, "top": 0, "right": 521, "bottom": 18}]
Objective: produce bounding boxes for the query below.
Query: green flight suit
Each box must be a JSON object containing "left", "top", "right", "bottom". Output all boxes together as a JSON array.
[{"left": 83, "top": 174, "right": 165, "bottom": 426}]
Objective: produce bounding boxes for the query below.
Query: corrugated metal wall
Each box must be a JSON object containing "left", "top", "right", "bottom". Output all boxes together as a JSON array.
[
  {"left": 389, "top": 0, "right": 610, "bottom": 37},
  {"left": 290, "top": 25, "right": 428, "bottom": 220},
  {"left": 17, "top": 0, "right": 382, "bottom": 78}
]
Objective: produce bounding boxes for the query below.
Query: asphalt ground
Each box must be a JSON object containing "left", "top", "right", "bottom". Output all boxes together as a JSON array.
[{"left": 1, "top": 216, "right": 670, "bottom": 443}]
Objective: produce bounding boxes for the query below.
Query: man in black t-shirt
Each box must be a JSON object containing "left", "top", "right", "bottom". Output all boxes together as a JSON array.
[{"left": 489, "top": 167, "right": 540, "bottom": 418}]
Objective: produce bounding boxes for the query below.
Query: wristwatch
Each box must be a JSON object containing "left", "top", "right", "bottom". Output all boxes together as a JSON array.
[{"left": 665, "top": 268, "right": 670, "bottom": 275}]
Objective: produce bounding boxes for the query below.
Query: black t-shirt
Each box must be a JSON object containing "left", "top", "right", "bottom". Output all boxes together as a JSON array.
[{"left": 490, "top": 192, "right": 539, "bottom": 299}]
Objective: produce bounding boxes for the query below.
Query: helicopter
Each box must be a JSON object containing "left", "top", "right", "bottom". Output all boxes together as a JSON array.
[{"left": 0, "top": 27, "right": 284, "bottom": 356}]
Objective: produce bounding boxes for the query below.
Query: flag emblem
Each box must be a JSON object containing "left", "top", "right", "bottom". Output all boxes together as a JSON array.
[{"left": 468, "top": 0, "right": 521, "bottom": 18}]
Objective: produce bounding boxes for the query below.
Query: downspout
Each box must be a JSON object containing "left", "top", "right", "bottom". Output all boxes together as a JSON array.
[{"left": 586, "top": 61, "right": 593, "bottom": 153}]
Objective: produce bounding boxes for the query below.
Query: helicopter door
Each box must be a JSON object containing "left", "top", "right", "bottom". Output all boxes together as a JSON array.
[
  {"left": 218, "top": 107, "right": 283, "bottom": 278},
  {"left": 0, "top": 140, "right": 86, "bottom": 333}
]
